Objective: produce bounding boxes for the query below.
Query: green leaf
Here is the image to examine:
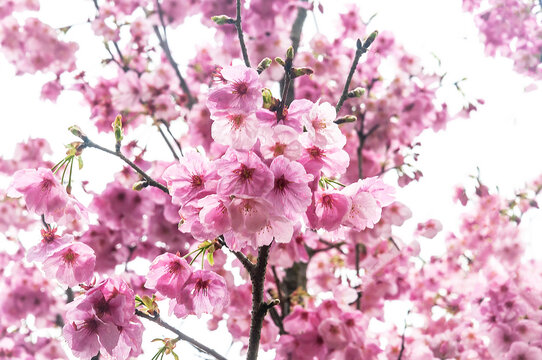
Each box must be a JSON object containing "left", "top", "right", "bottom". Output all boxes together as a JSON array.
[
  {"left": 207, "top": 251, "right": 214, "bottom": 266},
  {"left": 77, "top": 156, "right": 83, "bottom": 170}
]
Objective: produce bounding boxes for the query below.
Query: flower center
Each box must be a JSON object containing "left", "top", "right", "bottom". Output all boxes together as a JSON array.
[
  {"left": 321, "top": 194, "right": 334, "bottom": 208},
  {"left": 274, "top": 175, "right": 290, "bottom": 192},
  {"left": 167, "top": 260, "right": 184, "bottom": 274},
  {"left": 40, "top": 178, "right": 54, "bottom": 192},
  {"left": 194, "top": 278, "right": 211, "bottom": 296},
  {"left": 232, "top": 81, "right": 248, "bottom": 95},
  {"left": 233, "top": 164, "right": 255, "bottom": 181},
  {"left": 41, "top": 228, "right": 59, "bottom": 243},
  {"left": 190, "top": 175, "right": 203, "bottom": 188},
  {"left": 229, "top": 114, "right": 245, "bottom": 130},
  {"left": 63, "top": 249, "right": 79, "bottom": 265},
  {"left": 272, "top": 143, "right": 286, "bottom": 156},
  {"left": 307, "top": 146, "right": 324, "bottom": 159}
]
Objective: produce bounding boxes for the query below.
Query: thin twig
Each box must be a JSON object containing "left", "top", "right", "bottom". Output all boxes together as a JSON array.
[
  {"left": 159, "top": 119, "right": 184, "bottom": 156},
  {"left": 282, "top": 0, "right": 308, "bottom": 105},
  {"left": 153, "top": 1, "right": 196, "bottom": 108},
  {"left": 156, "top": 123, "right": 180, "bottom": 160},
  {"left": 235, "top": 0, "right": 251, "bottom": 67},
  {"left": 135, "top": 310, "right": 227, "bottom": 360},
  {"left": 80, "top": 136, "right": 169, "bottom": 194},
  {"left": 335, "top": 32, "right": 378, "bottom": 113}
]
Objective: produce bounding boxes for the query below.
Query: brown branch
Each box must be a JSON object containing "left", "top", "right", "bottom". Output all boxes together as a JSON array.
[
  {"left": 234, "top": 0, "right": 251, "bottom": 67},
  {"left": 282, "top": 0, "right": 308, "bottom": 104},
  {"left": 153, "top": 1, "right": 196, "bottom": 108},
  {"left": 156, "top": 123, "right": 180, "bottom": 160},
  {"left": 335, "top": 31, "right": 378, "bottom": 113},
  {"left": 135, "top": 310, "right": 227, "bottom": 360},
  {"left": 246, "top": 244, "right": 271, "bottom": 360},
  {"left": 159, "top": 119, "right": 183, "bottom": 157},
  {"left": 80, "top": 136, "right": 169, "bottom": 194}
]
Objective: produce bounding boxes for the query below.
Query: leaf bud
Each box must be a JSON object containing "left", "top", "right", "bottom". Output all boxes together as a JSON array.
[{"left": 211, "top": 15, "right": 235, "bottom": 25}]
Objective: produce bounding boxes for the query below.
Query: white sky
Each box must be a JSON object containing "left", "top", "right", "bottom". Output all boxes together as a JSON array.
[{"left": 1, "top": 0, "right": 542, "bottom": 359}]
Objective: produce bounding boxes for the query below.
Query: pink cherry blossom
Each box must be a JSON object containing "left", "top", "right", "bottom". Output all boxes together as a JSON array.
[
  {"left": 172, "top": 270, "right": 229, "bottom": 318},
  {"left": 162, "top": 151, "right": 218, "bottom": 206},
  {"left": 416, "top": 219, "right": 443, "bottom": 239},
  {"left": 308, "top": 190, "right": 350, "bottom": 231},
  {"left": 317, "top": 318, "right": 349, "bottom": 349},
  {"left": 145, "top": 252, "right": 193, "bottom": 299},
  {"left": 216, "top": 150, "right": 274, "bottom": 197},
  {"left": 63, "top": 300, "right": 120, "bottom": 359},
  {"left": 303, "top": 101, "right": 346, "bottom": 149},
  {"left": 505, "top": 342, "right": 542, "bottom": 360},
  {"left": 26, "top": 227, "right": 71, "bottom": 262},
  {"left": 266, "top": 156, "right": 313, "bottom": 219},
  {"left": 197, "top": 194, "right": 232, "bottom": 236},
  {"left": 43, "top": 242, "right": 96, "bottom": 287},
  {"left": 260, "top": 124, "right": 303, "bottom": 160},
  {"left": 9, "top": 167, "right": 68, "bottom": 221},
  {"left": 207, "top": 65, "right": 263, "bottom": 114},
  {"left": 211, "top": 111, "right": 260, "bottom": 150}
]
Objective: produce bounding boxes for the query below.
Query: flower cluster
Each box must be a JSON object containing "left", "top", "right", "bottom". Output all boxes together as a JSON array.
[{"left": 63, "top": 278, "right": 143, "bottom": 359}]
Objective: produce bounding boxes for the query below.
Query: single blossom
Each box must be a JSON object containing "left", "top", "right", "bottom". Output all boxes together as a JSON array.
[
  {"left": 172, "top": 270, "right": 229, "bottom": 318},
  {"left": 43, "top": 242, "right": 96, "bottom": 287},
  {"left": 63, "top": 300, "right": 120, "bottom": 359},
  {"left": 266, "top": 156, "right": 313, "bottom": 219},
  {"left": 308, "top": 190, "right": 350, "bottom": 231},
  {"left": 317, "top": 318, "right": 349, "bottom": 349},
  {"left": 260, "top": 124, "right": 303, "bottom": 160},
  {"left": 8, "top": 167, "right": 68, "bottom": 221},
  {"left": 211, "top": 111, "right": 260, "bottom": 150},
  {"left": 26, "top": 228, "right": 71, "bottom": 262},
  {"left": 216, "top": 150, "right": 274, "bottom": 197},
  {"left": 207, "top": 65, "right": 263, "bottom": 114},
  {"left": 162, "top": 151, "right": 218, "bottom": 206},
  {"left": 145, "top": 252, "right": 193, "bottom": 299},
  {"left": 303, "top": 101, "right": 346, "bottom": 149}
]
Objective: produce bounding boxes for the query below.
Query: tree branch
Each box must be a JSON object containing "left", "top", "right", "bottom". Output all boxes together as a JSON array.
[
  {"left": 135, "top": 310, "right": 227, "bottom": 360},
  {"left": 159, "top": 119, "right": 184, "bottom": 157},
  {"left": 80, "top": 136, "right": 169, "bottom": 194},
  {"left": 335, "top": 31, "right": 378, "bottom": 113},
  {"left": 156, "top": 123, "right": 180, "bottom": 160},
  {"left": 153, "top": 1, "right": 196, "bottom": 108},
  {"left": 246, "top": 244, "right": 271, "bottom": 360},
  {"left": 235, "top": 0, "right": 251, "bottom": 67},
  {"left": 217, "top": 236, "right": 255, "bottom": 273}
]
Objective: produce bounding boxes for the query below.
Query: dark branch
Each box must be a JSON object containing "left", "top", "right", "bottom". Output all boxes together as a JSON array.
[
  {"left": 156, "top": 123, "right": 180, "bottom": 160},
  {"left": 235, "top": 0, "right": 251, "bottom": 67},
  {"left": 153, "top": 1, "right": 196, "bottom": 108},
  {"left": 81, "top": 136, "right": 169, "bottom": 194},
  {"left": 246, "top": 244, "right": 271, "bottom": 360},
  {"left": 335, "top": 31, "right": 378, "bottom": 113},
  {"left": 217, "top": 236, "right": 255, "bottom": 273},
  {"left": 135, "top": 310, "right": 227, "bottom": 360},
  {"left": 159, "top": 119, "right": 184, "bottom": 157}
]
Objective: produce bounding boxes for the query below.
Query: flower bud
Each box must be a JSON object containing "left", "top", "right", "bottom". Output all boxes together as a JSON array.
[
  {"left": 362, "top": 30, "right": 379, "bottom": 49},
  {"left": 68, "top": 125, "right": 85, "bottom": 139},
  {"left": 257, "top": 57, "right": 272, "bottom": 74},
  {"left": 291, "top": 67, "right": 314, "bottom": 78},
  {"left": 275, "top": 57, "right": 285, "bottom": 66},
  {"left": 132, "top": 180, "right": 148, "bottom": 191},
  {"left": 286, "top": 46, "right": 294, "bottom": 60},
  {"left": 347, "top": 87, "right": 365, "bottom": 98},
  {"left": 211, "top": 15, "right": 235, "bottom": 25},
  {"left": 334, "top": 115, "right": 357, "bottom": 124}
]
